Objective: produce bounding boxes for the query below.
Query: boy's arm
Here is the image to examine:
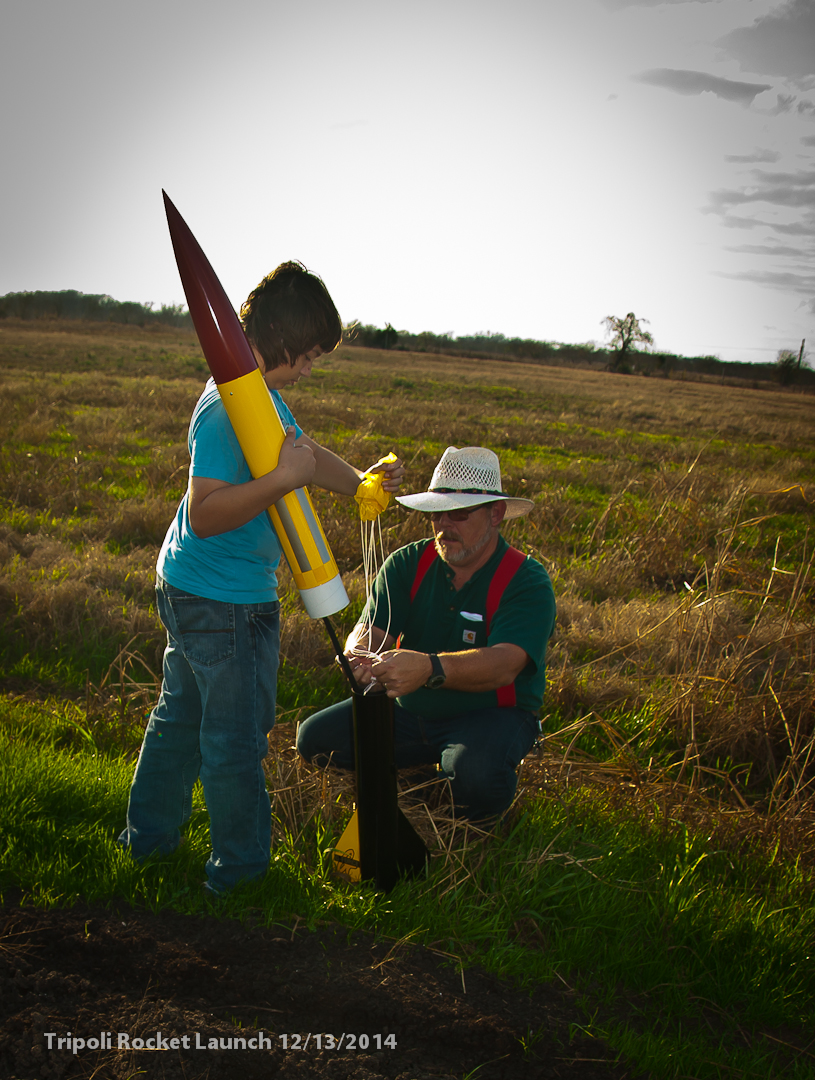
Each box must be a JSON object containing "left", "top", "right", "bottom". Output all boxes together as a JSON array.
[
  {"left": 297, "top": 434, "right": 405, "bottom": 495},
  {"left": 188, "top": 427, "right": 315, "bottom": 538}
]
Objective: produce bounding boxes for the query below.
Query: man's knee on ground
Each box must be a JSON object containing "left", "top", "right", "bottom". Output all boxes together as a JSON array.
[
  {"left": 294, "top": 721, "right": 320, "bottom": 764},
  {"left": 295, "top": 716, "right": 352, "bottom": 770},
  {"left": 440, "top": 742, "right": 519, "bottom": 820}
]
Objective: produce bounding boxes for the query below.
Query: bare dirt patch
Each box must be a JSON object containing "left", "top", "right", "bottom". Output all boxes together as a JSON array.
[{"left": 0, "top": 893, "right": 639, "bottom": 1080}]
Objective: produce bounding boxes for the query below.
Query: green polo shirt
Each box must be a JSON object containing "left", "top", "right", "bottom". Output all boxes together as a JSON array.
[{"left": 362, "top": 536, "right": 556, "bottom": 718}]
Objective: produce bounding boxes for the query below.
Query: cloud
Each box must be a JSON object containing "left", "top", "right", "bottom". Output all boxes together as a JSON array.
[
  {"left": 772, "top": 93, "right": 797, "bottom": 113},
  {"left": 713, "top": 186, "right": 815, "bottom": 210},
  {"left": 713, "top": 268, "right": 815, "bottom": 314},
  {"left": 720, "top": 216, "right": 764, "bottom": 230},
  {"left": 766, "top": 92, "right": 815, "bottom": 116},
  {"left": 752, "top": 168, "right": 815, "bottom": 185},
  {"left": 717, "top": 1, "right": 815, "bottom": 83},
  {"left": 717, "top": 215, "right": 815, "bottom": 236},
  {"left": 710, "top": 166, "right": 815, "bottom": 256},
  {"left": 803, "top": 135, "right": 815, "bottom": 146},
  {"left": 765, "top": 217, "right": 815, "bottom": 236},
  {"left": 634, "top": 68, "right": 772, "bottom": 105},
  {"left": 724, "top": 149, "right": 781, "bottom": 164},
  {"left": 709, "top": 167, "right": 815, "bottom": 213},
  {"left": 725, "top": 242, "right": 808, "bottom": 257}
]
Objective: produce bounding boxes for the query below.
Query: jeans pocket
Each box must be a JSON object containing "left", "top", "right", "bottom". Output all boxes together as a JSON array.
[
  {"left": 249, "top": 601, "right": 280, "bottom": 643},
  {"left": 168, "top": 592, "right": 237, "bottom": 668}
]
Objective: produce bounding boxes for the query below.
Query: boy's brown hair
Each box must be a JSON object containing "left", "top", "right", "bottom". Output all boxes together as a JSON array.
[{"left": 240, "top": 261, "right": 342, "bottom": 370}]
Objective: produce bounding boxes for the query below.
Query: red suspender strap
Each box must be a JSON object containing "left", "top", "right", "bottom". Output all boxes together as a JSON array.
[
  {"left": 486, "top": 546, "right": 526, "bottom": 707},
  {"left": 410, "top": 542, "right": 438, "bottom": 601},
  {"left": 397, "top": 542, "right": 439, "bottom": 649},
  {"left": 485, "top": 546, "right": 526, "bottom": 634}
]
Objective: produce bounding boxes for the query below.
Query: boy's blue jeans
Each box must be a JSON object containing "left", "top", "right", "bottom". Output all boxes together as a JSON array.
[
  {"left": 296, "top": 698, "right": 539, "bottom": 822},
  {"left": 118, "top": 579, "right": 279, "bottom": 893}
]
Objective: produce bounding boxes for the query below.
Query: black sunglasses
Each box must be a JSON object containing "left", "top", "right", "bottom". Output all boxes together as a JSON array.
[{"left": 429, "top": 503, "right": 491, "bottom": 522}]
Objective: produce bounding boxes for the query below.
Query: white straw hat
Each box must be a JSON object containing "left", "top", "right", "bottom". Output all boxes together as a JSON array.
[{"left": 396, "top": 446, "right": 534, "bottom": 519}]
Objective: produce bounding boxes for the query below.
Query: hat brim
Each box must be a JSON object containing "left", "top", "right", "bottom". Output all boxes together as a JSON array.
[{"left": 396, "top": 491, "right": 533, "bottom": 519}]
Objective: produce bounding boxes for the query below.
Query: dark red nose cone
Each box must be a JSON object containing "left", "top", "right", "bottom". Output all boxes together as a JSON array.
[{"left": 163, "top": 191, "right": 258, "bottom": 384}]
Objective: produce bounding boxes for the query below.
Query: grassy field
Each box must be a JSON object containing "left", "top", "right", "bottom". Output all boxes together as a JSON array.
[{"left": 1, "top": 318, "right": 814, "bottom": 1078}]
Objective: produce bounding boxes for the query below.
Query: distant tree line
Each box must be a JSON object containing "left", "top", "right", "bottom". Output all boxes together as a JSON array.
[
  {"left": 2, "top": 294, "right": 810, "bottom": 389},
  {"left": 0, "top": 289, "right": 193, "bottom": 329},
  {"left": 348, "top": 323, "right": 596, "bottom": 364},
  {"left": 348, "top": 321, "right": 814, "bottom": 389}
]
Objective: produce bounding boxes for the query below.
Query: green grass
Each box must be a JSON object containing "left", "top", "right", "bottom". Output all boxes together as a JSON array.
[
  {"left": 277, "top": 660, "right": 346, "bottom": 714},
  {"left": 1, "top": 695, "right": 812, "bottom": 1079},
  {"left": 0, "top": 615, "right": 149, "bottom": 690}
]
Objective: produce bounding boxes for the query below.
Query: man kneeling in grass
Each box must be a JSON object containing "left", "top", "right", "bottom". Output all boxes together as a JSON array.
[{"left": 297, "top": 446, "right": 556, "bottom": 823}]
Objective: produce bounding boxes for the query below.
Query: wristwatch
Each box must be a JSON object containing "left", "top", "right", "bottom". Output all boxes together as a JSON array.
[{"left": 424, "top": 653, "right": 446, "bottom": 689}]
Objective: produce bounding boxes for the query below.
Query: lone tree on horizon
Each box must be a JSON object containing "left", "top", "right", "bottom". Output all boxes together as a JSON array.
[{"left": 602, "top": 312, "right": 653, "bottom": 372}]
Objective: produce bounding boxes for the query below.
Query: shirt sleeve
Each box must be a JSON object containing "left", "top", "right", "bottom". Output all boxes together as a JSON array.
[
  {"left": 189, "top": 400, "right": 248, "bottom": 483},
  {"left": 189, "top": 388, "right": 303, "bottom": 483}
]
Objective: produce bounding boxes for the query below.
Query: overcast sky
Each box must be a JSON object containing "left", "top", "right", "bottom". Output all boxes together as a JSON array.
[{"left": 2, "top": 0, "right": 813, "bottom": 364}]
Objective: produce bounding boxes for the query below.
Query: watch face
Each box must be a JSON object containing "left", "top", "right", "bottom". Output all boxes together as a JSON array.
[{"left": 426, "top": 673, "right": 446, "bottom": 689}]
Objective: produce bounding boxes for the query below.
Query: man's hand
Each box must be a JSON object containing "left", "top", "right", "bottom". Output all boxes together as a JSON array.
[
  {"left": 362, "top": 642, "right": 529, "bottom": 700},
  {"left": 369, "top": 650, "right": 431, "bottom": 698}
]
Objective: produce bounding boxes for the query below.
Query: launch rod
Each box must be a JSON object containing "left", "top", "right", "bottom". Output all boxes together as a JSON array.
[{"left": 323, "top": 616, "right": 360, "bottom": 692}]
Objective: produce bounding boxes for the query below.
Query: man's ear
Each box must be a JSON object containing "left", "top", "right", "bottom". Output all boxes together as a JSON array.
[{"left": 490, "top": 501, "right": 507, "bottom": 526}]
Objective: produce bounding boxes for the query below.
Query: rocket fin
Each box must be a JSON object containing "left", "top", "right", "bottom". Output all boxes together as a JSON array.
[
  {"left": 333, "top": 811, "right": 361, "bottom": 883},
  {"left": 396, "top": 808, "right": 429, "bottom": 878},
  {"left": 332, "top": 808, "right": 427, "bottom": 886}
]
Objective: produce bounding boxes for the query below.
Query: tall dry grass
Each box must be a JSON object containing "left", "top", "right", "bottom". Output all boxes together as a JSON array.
[{"left": 1, "top": 322, "right": 813, "bottom": 854}]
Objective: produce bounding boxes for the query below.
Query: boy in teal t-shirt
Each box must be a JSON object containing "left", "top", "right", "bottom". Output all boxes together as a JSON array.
[{"left": 119, "top": 262, "right": 403, "bottom": 895}]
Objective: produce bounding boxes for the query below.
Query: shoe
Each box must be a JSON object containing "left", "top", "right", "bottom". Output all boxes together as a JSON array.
[{"left": 201, "top": 880, "right": 228, "bottom": 902}]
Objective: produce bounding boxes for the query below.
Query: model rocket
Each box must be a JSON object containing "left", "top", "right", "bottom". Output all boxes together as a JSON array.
[{"left": 162, "top": 191, "right": 348, "bottom": 619}]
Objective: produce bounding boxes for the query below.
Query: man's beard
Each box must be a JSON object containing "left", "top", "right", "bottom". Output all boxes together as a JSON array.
[{"left": 434, "top": 520, "right": 494, "bottom": 566}]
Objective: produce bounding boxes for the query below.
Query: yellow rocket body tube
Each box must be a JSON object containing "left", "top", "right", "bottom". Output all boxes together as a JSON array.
[{"left": 219, "top": 369, "right": 349, "bottom": 619}]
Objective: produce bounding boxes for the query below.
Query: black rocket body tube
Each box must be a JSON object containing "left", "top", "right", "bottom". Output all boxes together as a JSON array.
[{"left": 333, "top": 689, "right": 428, "bottom": 891}]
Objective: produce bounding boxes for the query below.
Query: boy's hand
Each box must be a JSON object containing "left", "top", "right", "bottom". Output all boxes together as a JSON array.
[
  {"left": 189, "top": 429, "right": 316, "bottom": 539},
  {"left": 367, "top": 455, "right": 405, "bottom": 493},
  {"left": 277, "top": 427, "right": 317, "bottom": 489}
]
